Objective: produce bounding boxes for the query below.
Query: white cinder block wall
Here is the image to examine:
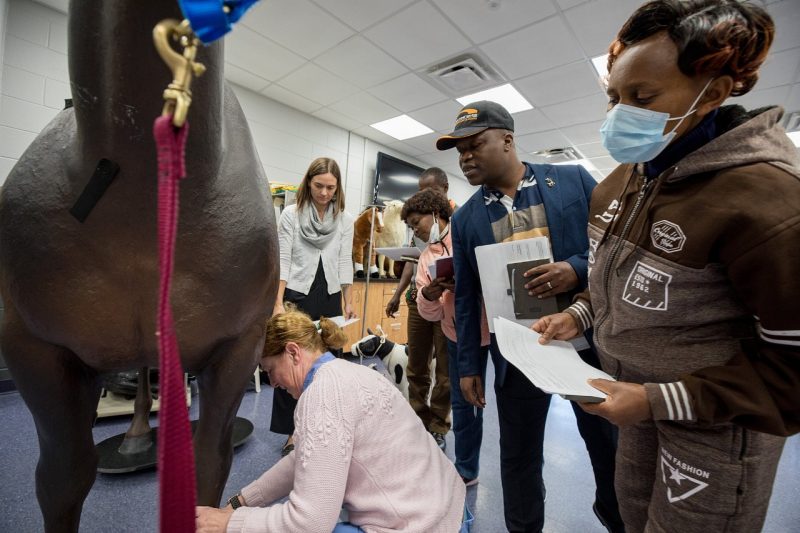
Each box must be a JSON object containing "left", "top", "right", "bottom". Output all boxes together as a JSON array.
[{"left": 0, "top": 0, "right": 475, "bottom": 218}]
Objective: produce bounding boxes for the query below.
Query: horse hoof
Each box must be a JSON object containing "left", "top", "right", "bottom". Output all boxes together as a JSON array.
[{"left": 356, "top": 270, "right": 365, "bottom": 278}]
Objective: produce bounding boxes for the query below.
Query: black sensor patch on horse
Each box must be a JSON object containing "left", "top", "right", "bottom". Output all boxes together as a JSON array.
[{"left": 69, "top": 158, "right": 120, "bottom": 223}]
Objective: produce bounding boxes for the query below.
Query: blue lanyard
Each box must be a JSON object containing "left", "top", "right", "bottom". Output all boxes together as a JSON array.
[
  {"left": 178, "top": 0, "right": 260, "bottom": 43},
  {"left": 302, "top": 352, "right": 336, "bottom": 392}
]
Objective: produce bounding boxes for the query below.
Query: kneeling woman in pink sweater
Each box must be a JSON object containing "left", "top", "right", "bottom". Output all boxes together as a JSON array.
[{"left": 196, "top": 308, "right": 468, "bottom": 533}]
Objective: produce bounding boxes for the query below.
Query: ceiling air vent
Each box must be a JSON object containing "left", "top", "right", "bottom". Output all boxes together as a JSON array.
[
  {"left": 426, "top": 54, "right": 499, "bottom": 95},
  {"left": 531, "top": 146, "right": 581, "bottom": 164}
]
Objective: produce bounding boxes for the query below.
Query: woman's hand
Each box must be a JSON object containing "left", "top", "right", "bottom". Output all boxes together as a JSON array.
[
  {"left": 524, "top": 261, "right": 579, "bottom": 298},
  {"left": 531, "top": 312, "right": 579, "bottom": 343},
  {"left": 196, "top": 505, "right": 234, "bottom": 533},
  {"left": 421, "top": 277, "right": 452, "bottom": 301},
  {"left": 579, "top": 380, "right": 652, "bottom": 426},
  {"left": 344, "top": 302, "right": 356, "bottom": 320}
]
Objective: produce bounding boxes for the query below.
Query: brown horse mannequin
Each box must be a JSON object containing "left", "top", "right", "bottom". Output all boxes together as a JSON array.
[
  {"left": 0, "top": 1, "right": 277, "bottom": 531},
  {"left": 352, "top": 206, "right": 383, "bottom": 278}
]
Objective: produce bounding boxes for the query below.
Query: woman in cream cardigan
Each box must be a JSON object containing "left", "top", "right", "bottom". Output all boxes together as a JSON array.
[{"left": 271, "top": 157, "right": 355, "bottom": 456}]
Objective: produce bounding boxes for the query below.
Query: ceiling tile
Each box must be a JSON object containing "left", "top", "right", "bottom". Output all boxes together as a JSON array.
[
  {"left": 224, "top": 26, "right": 306, "bottom": 81},
  {"left": 311, "top": 0, "right": 417, "bottom": 32},
  {"left": 275, "top": 63, "right": 360, "bottom": 106},
  {"left": 574, "top": 141, "right": 609, "bottom": 158},
  {"left": 729, "top": 85, "right": 791, "bottom": 112},
  {"left": 224, "top": 63, "right": 271, "bottom": 93},
  {"left": 515, "top": 129, "right": 572, "bottom": 153},
  {"left": 328, "top": 91, "right": 400, "bottom": 124},
  {"left": 588, "top": 155, "right": 617, "bottom": 170},
  {"left": 368, "top": 73, "right": 448, "bottom": 113},
  {"left": 481, "top": 16, "right": 584, "bottom": 79},
  {"left": 588, "top": 170, "right": 606, "bottom": 182},
  {"left": 364, "top": 2, "right": 472, "bottom": 70},
  {"left": 418, "top": 150, "right": 461, "bottom": 169},
  {"left": 515, "top": 61, "right": 603, "bottom": 108},
  {"left": 513, "top": 108, "right": 557, "bottom": 136},
  {"left": 555, "top": 0, "right": 591, "bottom": 9},
  {"left": 755, "top": 48, "right": 800, "bottom": 90},
  {"left": 540, "top": 93, "right": 607, "bottom": 128},
  {"left": 768, "top": 0, "right": 800, "bottom": 53},
  {"left": 352, "top": 124, "right": 400, "bottom": 146},
  {"left": 786, "top": 83, "right": 800, "bottom": 113},
  {"left": 312, "top": 107, "right": 363, "bottom": 132},
  {"left": 397, "top": 132, "right": 441, "bottom": 155},
  {"left": 431, "top": 0, "right": 556, "bottom": 44},
  {"left": 243, "top": 0, "right": 354, "bottom": 59},
  {"left": 409, "top": 100, "right": 464, "bottom": 133},
  {"left": 260, "top": 84, "right": 323, "bottom": 114},
  {"left": 314, "top": 36, "right": 408, "bottom": 88},
  {"left": 561, "top": 119, "right": 605, "bottom": 146},
  {"left": 562, "top": 0, "right": 644, "bottom": 56},
  {"left": 387, "top": 140, "right": 425, "bottom": 158}
]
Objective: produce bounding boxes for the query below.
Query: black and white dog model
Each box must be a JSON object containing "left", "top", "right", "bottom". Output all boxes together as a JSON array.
[{"left": 351, "top": 327, "right": 411, "bottom": 401}]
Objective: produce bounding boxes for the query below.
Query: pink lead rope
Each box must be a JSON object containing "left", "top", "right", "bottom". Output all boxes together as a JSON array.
[{"left": 153, "top": 114, "right": 197, "bottom": 533}]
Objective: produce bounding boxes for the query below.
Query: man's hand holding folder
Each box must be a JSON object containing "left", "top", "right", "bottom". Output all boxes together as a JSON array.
[{"left": 522, "top": 260, "right": 580, "bottom": 298}]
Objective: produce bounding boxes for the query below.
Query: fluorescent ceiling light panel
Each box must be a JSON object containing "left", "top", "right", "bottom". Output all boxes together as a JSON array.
[
  {"left": 591, "top": 54, "right": 609, "bottom": 79},
  {"left": 370, "top": 114, "right": 433, "bottom": 140},
  {"left": 552, "top": 158, "right": 598, "bottom": 172},
  {"left": 456, "top": 83, "right": 533, "bottom": 113},
  {"left": 788, "top": 131, "right": 800, "bottom": 147}
]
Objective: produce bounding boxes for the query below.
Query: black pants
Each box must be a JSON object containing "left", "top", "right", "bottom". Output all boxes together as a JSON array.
[
  {"left": 495, "top": 349, "right": 622, "bottom": 533},
  {"left": 270, "top": 260, "right": 341, "bottom": 435}
]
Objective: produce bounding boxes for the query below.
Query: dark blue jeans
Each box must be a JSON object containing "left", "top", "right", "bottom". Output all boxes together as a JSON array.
[{"left": 446, "top": 339, "right": 489, "bottom": 480}]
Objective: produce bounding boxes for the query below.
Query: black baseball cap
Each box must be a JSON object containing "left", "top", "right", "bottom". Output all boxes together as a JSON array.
[{"left": 436, "top": 100, "right": 514, "bottom": 151}]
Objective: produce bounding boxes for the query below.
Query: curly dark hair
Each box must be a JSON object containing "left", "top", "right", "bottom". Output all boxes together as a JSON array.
[
  {"left": 401, "top": 188, "right": 452, "bottom": 223},
  {"left": 608, "top": 0, "right": 774, "bottom": 96}
]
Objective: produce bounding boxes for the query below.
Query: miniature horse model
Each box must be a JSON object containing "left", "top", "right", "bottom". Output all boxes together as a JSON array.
[
  {"left": 352, "top": 206, "right": 383, "bottom": 278},
  {"left": 374, "top": 200, "right": 406, "bottom": 278},
  {"left": 0, "top": 2, "right": 277, "bottom": 532},
  {"left": 351, "top": 327, "right": 410, "bottom": 401}
]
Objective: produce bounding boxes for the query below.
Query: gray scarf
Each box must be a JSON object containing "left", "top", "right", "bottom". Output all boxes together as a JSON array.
[{"left": 298, "top": 203, "right": 337, "bottom": 249}]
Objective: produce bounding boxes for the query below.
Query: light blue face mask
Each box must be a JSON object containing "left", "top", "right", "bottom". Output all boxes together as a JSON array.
[{"left": 600, "top": 79, "right": 714, "bottom": 164}]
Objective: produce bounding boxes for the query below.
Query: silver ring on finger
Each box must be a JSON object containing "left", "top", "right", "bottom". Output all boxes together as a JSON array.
[{"left": 546, "top": 281, "right": 553, "bottom": 290}]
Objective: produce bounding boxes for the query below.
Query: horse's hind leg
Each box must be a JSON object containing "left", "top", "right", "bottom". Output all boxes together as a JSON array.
[
  {"left": 1, "top": 306, "right": 101, "bottom": 533},
  {"left": 193, "top": 321, "right": 265, "bottom": 505}
]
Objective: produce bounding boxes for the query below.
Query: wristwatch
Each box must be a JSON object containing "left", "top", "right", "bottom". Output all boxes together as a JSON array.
[{"left": 227, "top": 493, "right": 243, "bottom": 510}]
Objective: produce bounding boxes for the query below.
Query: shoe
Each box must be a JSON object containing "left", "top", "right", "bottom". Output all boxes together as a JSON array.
[
  {"left": 431, "top": 431, "right": 446, "bottom": 450},
  {"left": 280, "top": 437, "right": 294, "bottom": 457},
  {"left": 593, "top": 502, "right": 625, "bottom": 533},
  {"left": 461, "top": 475, "right": 479, "bottom": 487}
]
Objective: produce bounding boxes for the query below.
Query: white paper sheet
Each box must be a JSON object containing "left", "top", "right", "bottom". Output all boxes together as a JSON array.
[
  {"left": 375, "top": 247, "right": 421, "bottom": 261},
  {"left": 493, "top": 317, "right": 614, "bottom": 402},
  {"left": 317, "top": 316, "right": 360, "bottom": 329},
  {"left": 475, "top": 237, "right": 552, "bottom": 333}
]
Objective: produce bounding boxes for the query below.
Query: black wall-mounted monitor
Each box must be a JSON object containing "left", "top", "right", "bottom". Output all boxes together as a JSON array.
[{"left": 372, "top": 152, "right": 424, "bottom": 205}]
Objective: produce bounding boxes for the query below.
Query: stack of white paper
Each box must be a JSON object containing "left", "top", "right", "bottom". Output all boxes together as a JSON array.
[
  {"left": 317, "top": 316, "right": 360, "bottom": 329},
  {"left": 493, "top": 317, "right": 614, "bottom": 402},
  {"left": 475, "top": 237, "right": 552, "bottom": 333},
  {"left": 375, "top": 247, "right": 421, "bottom": 261}
]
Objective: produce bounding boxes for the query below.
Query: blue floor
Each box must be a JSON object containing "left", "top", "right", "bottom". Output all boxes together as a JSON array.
[{"left": 0, "top": 358, "right": 797, "bottom": 532}]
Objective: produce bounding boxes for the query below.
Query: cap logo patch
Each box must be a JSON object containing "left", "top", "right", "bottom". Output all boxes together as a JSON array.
[{"left": 455, "top": 108, "right": 479, "bottom": 126}]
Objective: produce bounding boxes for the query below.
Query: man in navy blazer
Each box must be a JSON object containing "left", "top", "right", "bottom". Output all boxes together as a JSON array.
[{"left": 438, "top": 101, "right": 623, "bottom": 533}]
